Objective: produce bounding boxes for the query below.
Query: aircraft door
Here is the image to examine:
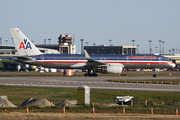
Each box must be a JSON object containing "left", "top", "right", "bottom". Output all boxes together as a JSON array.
[
  {"left": 126, "top": 56, "right": 130, "bottom": 63},
  {"left": 159, "top": 57, "right": 162, "bottom": 64},
  {"left": 41, "top": 55, "right": 44, "bottom": 63}
]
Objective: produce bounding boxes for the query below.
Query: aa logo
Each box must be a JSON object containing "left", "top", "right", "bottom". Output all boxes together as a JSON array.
[{"left": 19, "top": 39, "right": 32, "bottom": 49}]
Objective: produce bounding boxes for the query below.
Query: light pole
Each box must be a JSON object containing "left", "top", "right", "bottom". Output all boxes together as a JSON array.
[
  {"left": 5, "top": 40, "right": 8, "bottom": 45},
  {"left": 48, "top": 39, "right": 51, "bottom": 45},
  {"left": 0, "top": 37, "right": 2, "bottom": 45},
  {"left": 158, "top": 40, "right": 162, "bottom": 54},
  {"left": 155, "top": 46, "right": 158, "bottom": 53},
  {"left": 109, "top": 39, "right": 112, "bottom": 46},
  {"left": 44, "top": 39, "right": 46, "bottom": 45},
  {"left": 169, "top": 49, "right": 171, "bottom": 54},
  {"left": 149, "top": 40, "right": 152, "bottom": 54},
  {"left": 80, "top": 39, "right": 84, "bottom": 54},
  {"left": 162, "top": 41, "right": 165, "bottom": 54},
  {"left": 85, "top": 42, "right": 88, "bottom": 46},
  {"left": 132, "top": 40, "right": 135, "bottom": 54},
  {"left": 132, "top": 40, "right": 135, "bottom": 47},
  {"left": 172, "top": 49, "right": 175, "bottom": 54},
  {"left": 136, "top": 45, "right": 140, "bottom": 54},
  {"left": 11, "top": 38, "right": 13, "bottom": 45},
  {"left": 48, "top": 39, "right": 51, "bottom": 48}
]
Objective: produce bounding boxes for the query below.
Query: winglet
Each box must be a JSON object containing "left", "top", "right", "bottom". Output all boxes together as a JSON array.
[{"left": 84, "top": 50, "right": 91, "bottom": 60}]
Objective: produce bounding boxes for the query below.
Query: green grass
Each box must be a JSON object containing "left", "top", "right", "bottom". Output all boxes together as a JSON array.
[
  {"left": 91, "top": 89, "right": 180, "bottom": 103},
  {"left": 0, "top": 85, "right": 180, "bottom": 111},
  {"left": 108, "top": 79, "right": 180, "bottom": 85},
  {"left": 1, "top": 85, "right": 180, "bottom": 106},
  {"left": 2, "top": 86, "right": 77, "bottom": 105}
]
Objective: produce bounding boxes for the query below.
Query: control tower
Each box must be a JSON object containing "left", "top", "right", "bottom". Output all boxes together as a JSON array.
[{"left": 58, "top": 34, "right": 76, "bottom": 54}]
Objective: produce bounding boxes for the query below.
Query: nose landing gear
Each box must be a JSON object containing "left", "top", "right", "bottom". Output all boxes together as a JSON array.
[{"left": 153, "top": 68, "right": 158, "bottom": 77}]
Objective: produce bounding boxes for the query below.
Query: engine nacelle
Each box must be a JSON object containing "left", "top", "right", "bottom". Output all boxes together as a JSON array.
[{"left": 98, "top": 64, "right": 124, "bottom": 74}]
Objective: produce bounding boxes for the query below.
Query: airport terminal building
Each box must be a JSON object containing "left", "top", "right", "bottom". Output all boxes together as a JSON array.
[{"left": 84, "top": 46, "right": 136, "bottom": 54}]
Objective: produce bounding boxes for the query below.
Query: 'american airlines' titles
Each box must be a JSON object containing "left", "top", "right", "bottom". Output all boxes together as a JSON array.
[{"left": 131, "top": 55, "right": 156, "bottom": 59}]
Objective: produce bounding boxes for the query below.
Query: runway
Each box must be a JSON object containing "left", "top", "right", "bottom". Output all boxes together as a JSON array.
[{"left": 0, "top": 76, "right": 180, "bottom": 92}]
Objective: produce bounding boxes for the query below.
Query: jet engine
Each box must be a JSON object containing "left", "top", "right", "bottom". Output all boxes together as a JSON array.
[{"left": 98, "top": 64, "right": 124, "bottom": 74}]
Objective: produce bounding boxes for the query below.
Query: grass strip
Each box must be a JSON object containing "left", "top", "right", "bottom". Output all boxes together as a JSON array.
[
  {"left": 1, "top": 86, "right": 180, "bottom": 106},
  {"left": 108, "top": 79, "right": 180, "bottom": 85}
]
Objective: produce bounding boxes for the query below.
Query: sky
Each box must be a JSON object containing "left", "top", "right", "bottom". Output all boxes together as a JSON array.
[{"left": 0, "top": 0, "right": 180, "bottom": 54}]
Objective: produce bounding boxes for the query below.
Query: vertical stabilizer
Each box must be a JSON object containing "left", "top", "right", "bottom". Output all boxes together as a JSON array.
[{"left": 9, "top": 28, "right": 42, "bottom": 56}]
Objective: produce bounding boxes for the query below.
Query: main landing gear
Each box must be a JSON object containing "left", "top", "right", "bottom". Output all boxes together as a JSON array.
[
  {"left": 84, "top": 69, "right": 98, "bottom": 77},
  {"left": 84, "top": 73, "right": 97, "bottom": 77}
]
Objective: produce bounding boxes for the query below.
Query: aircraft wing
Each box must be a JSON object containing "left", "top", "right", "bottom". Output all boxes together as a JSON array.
[{"left": 84, "top": 50, "right": 107, "bottom": 67}]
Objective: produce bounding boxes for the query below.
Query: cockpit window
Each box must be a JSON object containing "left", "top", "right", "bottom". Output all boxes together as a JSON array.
[{"left": 166, "top": 59, "right": 171, "bottom": 61}]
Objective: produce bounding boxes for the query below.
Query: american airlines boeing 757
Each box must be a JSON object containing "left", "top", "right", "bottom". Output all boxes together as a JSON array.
[{"left": 9, "top": 28, "right": 175, "bottom": 77}]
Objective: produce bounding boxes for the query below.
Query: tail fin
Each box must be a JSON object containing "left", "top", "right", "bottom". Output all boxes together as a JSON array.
[{"left": 9, "top": 28, "right": 42, "bottom": 56}]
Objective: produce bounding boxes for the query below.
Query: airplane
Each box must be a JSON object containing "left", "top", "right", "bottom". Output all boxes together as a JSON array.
[{"left": 9, "top": 28, "right": 176, "bottom": 77}]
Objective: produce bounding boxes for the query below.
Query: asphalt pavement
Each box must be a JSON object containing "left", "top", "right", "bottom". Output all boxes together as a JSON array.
[{"left": 0, "top": 76, "right": 180, "bottom": 92}]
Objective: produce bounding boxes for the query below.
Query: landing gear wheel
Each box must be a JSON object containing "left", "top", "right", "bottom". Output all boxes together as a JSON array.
[
  {"left": 89, "top": 74, "right": 93, "bottom": 77},
  {"left": 153, "top": 74, "right": 157, "bottom": 77},
  {"left": 84, "top": 72, "right": 98, "bottom": 77},
  {"left": 93, "top": 73, "right": 97, "bottom": 77},
  {"left": 84, "top": 73, "right": 88, "bottom": 77}
]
